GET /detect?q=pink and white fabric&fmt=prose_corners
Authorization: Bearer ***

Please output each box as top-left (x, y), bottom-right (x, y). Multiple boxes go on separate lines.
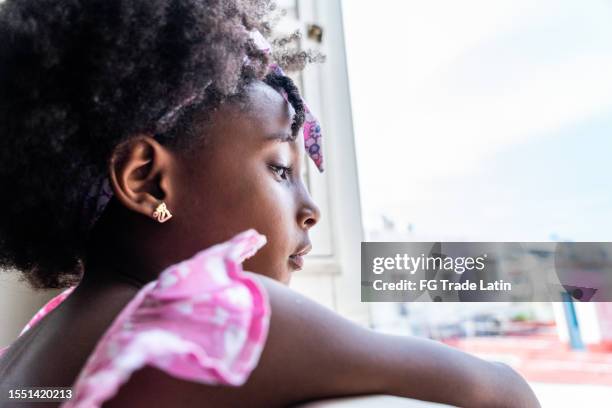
top-left (0, 229), bottom-right (270, 408)
top-left (0, 286), bottom-right (77, 356)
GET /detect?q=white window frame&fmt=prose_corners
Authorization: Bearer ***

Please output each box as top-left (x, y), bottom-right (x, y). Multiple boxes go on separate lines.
top-left (279, 0), bottom-right (371, 325)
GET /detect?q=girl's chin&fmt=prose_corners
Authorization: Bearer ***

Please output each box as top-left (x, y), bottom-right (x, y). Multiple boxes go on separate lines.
top-left (288, 254), bottom-right (304, 271)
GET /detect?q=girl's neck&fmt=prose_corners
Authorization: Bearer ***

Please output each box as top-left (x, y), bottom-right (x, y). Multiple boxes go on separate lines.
top-left (80, 199), bottom-right (168, 291)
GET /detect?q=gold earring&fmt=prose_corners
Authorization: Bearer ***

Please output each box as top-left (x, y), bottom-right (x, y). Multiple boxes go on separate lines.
top-left (152, 201), bottom-right (173, 223)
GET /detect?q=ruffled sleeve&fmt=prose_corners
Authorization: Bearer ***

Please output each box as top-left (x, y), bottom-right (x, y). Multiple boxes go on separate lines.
top-left (62, 229), bottom-right (270, 408)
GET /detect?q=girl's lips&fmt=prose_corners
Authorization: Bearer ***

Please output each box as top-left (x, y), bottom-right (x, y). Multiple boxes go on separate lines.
top-left (288, 254), bottom-right (304, 271)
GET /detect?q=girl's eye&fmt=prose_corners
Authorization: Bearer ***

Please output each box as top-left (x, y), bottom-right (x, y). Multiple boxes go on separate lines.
top-left (269, 164), bottom-right (293, 181)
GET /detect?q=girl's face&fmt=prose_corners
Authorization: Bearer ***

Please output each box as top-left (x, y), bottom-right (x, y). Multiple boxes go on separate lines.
top-left (173, 81), bottom-right (320, 284)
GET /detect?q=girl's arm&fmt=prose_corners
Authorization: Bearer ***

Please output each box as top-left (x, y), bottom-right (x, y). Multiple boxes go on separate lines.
top-left (105, 273), bottom-right (541, 408)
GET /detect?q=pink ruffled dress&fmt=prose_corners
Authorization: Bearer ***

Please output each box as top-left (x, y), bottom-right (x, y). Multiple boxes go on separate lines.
top-left (0, 229), bottom-right (270, 408)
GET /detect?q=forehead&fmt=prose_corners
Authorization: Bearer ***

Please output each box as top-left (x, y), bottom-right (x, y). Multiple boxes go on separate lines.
top-left (240, 81), bottom-right (296, 132)
top-left (201, 81), bottom-right (300, 148)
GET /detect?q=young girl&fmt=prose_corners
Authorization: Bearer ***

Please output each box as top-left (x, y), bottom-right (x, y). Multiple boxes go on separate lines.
top-left (0, 0), bottom-right (540, 407)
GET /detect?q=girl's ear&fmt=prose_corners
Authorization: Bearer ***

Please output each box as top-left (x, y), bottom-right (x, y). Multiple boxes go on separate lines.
top-left (108, 135), bottom-right (176, 221)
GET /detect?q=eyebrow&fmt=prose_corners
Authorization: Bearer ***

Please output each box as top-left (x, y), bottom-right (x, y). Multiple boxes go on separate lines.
top-left (265, 130), bottom-right (297, 143)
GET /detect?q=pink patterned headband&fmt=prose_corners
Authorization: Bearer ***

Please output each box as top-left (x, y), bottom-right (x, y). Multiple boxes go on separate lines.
top-left (81, 30), bottom-right (323, 232)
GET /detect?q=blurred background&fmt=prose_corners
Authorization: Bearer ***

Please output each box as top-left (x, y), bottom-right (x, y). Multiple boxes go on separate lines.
top-left (293, 0), bottom-right (612, 406)
top-left (2, 0), bottom-right (612, 406)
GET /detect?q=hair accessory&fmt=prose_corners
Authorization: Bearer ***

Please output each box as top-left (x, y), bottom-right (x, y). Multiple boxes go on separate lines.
top-left (82, 29), bottom-right (323, 233)
top-left (248, 31), bottom-right (324, 172)
top-left (152, 201), bottom-right (173, 223)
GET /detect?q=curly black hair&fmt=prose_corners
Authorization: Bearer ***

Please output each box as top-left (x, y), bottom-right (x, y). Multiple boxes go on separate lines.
top-left (0, 0), bottom-right (322, 289)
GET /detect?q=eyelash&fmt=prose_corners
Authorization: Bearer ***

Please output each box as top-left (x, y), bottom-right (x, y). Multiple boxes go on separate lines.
top-left (269, 164), bottom-right (293, 181)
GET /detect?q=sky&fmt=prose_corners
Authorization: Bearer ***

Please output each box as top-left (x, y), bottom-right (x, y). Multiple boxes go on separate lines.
top-left (341, 0), bottom-right (612, 241)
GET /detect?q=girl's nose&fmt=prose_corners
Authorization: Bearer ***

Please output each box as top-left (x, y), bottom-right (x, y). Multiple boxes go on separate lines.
top-left (298, 196), bottom-right (321, 230)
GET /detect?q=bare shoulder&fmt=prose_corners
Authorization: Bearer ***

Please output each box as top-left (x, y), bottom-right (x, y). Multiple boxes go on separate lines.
top-left (104, 273), bottom-right (540, 408)
top-left (104, 273), bottom-right (384, 407)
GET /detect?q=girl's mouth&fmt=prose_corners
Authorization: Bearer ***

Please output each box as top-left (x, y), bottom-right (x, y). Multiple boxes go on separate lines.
top-left (288, 244), bottom-right (311, 271)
